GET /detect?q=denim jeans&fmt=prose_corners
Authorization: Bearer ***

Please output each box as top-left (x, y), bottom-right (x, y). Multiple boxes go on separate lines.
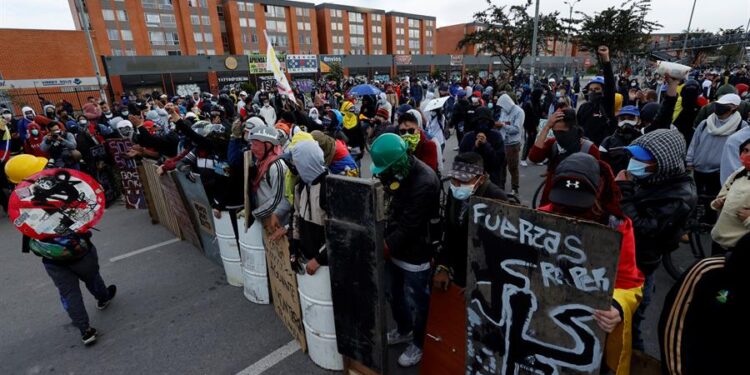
top-left (43, 248), bottom-right (111, 334)
top-left (631, 273), bottom-right (655, 350)
top-left (385, 261), bottom-right (432, 349)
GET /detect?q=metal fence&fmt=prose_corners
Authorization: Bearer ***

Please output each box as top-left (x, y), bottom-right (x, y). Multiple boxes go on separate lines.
top-left (0, 85), bottom-right (104, 115)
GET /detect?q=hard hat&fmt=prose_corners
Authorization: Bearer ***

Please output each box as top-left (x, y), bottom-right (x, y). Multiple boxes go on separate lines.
top-left (249, 125), bottom-right (281, 145)
top-left (370, 133), bottom-right (407, 175)
top-left (4, 154), bottom-right (48, 184)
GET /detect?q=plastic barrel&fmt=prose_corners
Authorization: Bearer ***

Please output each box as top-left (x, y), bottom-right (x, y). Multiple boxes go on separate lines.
top-left (297, 266), bottom-right (343, 371)
top-left (238, 217), bottom-right (270, 304)
top-left (213, 213), bottom-right (243, 287)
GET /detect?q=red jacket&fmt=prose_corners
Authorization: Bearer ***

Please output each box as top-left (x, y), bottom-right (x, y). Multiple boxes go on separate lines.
top-left (414, 130), bottom-right (438, 172)
top-left (539, 205), bottom-right (644, 290)
top-left (23, 123), bottom-right (49, 157)
top-left (528, 137), bottom-right (601, 206)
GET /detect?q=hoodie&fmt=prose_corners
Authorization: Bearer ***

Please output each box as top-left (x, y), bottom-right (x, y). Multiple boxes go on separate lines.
top-left (23, 123), bottom-right (48, 157)
top-left (687, 115), bottom-right (747, 173)
top-left (290, 139), bottom-right (329, 265)
top-left (17, 106), bottom-right (36, 142)
top-left (496, 94), bottom-right (524, 146)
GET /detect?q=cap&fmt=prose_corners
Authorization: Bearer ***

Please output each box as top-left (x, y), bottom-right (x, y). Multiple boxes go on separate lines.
top-left (447, 161), bottom-right (484, 182)
top-left (239, 91), bottom-right (248, 97)
top-left (617, 105), bottom-right (640, 117)
top-left (549, 153), bottom-right (600, 209)
top-left (625, 145), bottom-right (654, 161)
top-left (396, 104), bottom-right (413, 115)
top-left (716, 93), bottom-right (741, 106)
top-left (640, 102), bottom-right (660, 123)
top-left (548, 78), bottom-right (556, 83)
top-left (586, 76), bottom-right (605, 88)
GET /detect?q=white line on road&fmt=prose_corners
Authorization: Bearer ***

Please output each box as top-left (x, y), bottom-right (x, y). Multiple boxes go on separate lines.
top-left (109, 238), bottom-right (181, 262)
top-left (236, 340), bottom-right (301, 375)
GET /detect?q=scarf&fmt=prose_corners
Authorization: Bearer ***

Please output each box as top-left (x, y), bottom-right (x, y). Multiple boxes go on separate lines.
top-left (251, 143), bottom-right (282, 191)
top-left (706, 112), bottom-right (741, 136)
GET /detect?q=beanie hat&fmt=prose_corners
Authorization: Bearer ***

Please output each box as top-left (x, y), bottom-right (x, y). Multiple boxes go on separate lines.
top-left (716, 84), bottom-right (738, 98)
top-left (82, 103), bottom-right (101, 121)
top-left (640, 102), bottom-right (661, 123)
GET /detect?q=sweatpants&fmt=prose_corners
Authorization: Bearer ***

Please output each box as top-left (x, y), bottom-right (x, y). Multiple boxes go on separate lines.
top-left (43, 249), bottom-right (111, 334)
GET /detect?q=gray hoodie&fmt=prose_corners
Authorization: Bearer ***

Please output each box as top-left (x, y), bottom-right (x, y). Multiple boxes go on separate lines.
top-left (496, 94), bottom-right (525, 146)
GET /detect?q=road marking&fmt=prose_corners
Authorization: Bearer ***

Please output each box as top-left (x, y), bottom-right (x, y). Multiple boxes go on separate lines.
top-left (236, 340), bottom-right (300, 375)
top-left (109, 238), bottom-right (181, 262)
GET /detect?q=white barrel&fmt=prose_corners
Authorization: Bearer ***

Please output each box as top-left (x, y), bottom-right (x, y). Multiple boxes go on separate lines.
top-left (297, 266), bottom-right (343, 371)
top-left (213, 213), bottom-right (242, 287)
top-left (238, 217), bottom-right (270, 304)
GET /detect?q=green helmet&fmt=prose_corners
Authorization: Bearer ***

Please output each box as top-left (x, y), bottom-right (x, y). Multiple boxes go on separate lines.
top-left (370, 133), bottom-right (407, 175)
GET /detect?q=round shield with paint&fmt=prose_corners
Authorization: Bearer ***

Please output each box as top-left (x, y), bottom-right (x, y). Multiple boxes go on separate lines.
top-left (8, 168), bottom-right (105, 240)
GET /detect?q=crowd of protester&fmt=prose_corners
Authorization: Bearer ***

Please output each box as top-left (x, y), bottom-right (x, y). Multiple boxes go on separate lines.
top-left (2, 43), bottom-right (748, 374)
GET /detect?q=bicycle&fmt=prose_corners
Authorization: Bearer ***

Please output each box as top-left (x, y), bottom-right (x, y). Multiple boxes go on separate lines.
top-left (662, 194), bottom-right (714, 281)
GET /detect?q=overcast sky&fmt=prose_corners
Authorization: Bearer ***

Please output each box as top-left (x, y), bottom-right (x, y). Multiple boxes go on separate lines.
top-left (1, 0), bottom-right (748, 33)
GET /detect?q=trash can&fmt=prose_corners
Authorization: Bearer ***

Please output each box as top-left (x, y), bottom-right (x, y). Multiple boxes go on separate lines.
top-left (238, 216), bottom-right (270, 304)
top-left (213, 212), bottom-right (242, 287)
top-left (297, 266), bottom-right (343, 370)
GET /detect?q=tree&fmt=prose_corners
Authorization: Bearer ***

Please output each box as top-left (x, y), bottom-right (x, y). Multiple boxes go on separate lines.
top-left (716, 27), bottom-right (746, 67)
top-left (325, 62), bottom-right (344, 82)
top-left (577, 0), bottom-right (661, 66)
top-left (458, 0), bottom-right (561, 77)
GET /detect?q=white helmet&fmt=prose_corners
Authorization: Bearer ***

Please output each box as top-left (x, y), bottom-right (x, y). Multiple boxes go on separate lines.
top-left (249, 125), bottom-right (280, 145)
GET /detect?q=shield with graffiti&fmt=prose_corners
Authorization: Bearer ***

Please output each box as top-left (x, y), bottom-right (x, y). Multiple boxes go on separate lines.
top-left (8, 169), bottom-right (105, 240)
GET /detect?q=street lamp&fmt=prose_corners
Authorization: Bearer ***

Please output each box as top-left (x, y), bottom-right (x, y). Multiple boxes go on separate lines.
top-left (562, 0), bottom-right (581, 77)
top-left (681, 0), bottom-right (698, 59)
top-left (529, 0), bottom-right (541, 87)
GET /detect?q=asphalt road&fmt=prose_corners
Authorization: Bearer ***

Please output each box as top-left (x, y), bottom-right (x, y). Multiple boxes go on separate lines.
top-left (1, 135), bottom-right (674, 374)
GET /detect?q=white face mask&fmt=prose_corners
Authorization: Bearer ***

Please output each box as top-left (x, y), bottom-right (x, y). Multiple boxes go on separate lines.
top-left (79, 119), bottom-right (88, 125)
top-left (2, 114), bottom-right (11, 121)
top-left (618, 119), bottom-right (638, 128)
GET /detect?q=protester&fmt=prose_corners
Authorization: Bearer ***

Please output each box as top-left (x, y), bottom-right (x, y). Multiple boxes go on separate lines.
top-left (521, 88), bottom-right (544, 166)
top-left (40, 121), bottom-right (78, 168)
top-left (246, 125), bottom-right (288, 236)
top-left (370, 133), bottom-right (439, 367)
top-left (600, 105), bottom-right (643, 174)
top-left (710, 138), bottom-right (750, 254)
top-left (577, 46), bottom-right (616, 145)
top-left (495, 93), bottom-right (524, 195)
top-left (459, 107), bottom-right (506, 185)
top-left (617, 129), bottom-right (697, 350)
top-left (397, 111), bottom-right (439, 173)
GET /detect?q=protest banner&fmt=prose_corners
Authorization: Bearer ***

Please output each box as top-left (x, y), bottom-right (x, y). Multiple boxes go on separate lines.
top-left (286, 55), bottom-right (318, 74)
top-left (136, 162), bottom-right (158, 224)
top-left (325, 175), bottom-right (387, 373)
top-left (173, 171), bottom-right (221, 266)
top-left (263, 226), bottom-right (307, 353)
top-left (105, 138), bottom-right (146, 209)
top-left (465, 197), bottom-right (621, 375)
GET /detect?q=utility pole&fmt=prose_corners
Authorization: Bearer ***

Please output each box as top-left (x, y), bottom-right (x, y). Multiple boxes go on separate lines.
top-left (529, 0), bottom-right (541, 87)
top-left (562, 0), bottom-right (580, 77)
top-left (681, 0), bottom-right (697, 59)
top-left (73, 0), bottom-right (108, 104)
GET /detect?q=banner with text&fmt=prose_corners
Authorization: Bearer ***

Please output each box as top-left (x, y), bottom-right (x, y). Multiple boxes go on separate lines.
top-left (286, 54), bottom-right (318, 74)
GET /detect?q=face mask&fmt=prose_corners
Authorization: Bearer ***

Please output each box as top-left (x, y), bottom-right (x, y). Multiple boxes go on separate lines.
top-left (714, 104), bottom-right (732, 117)
top-left (450, 183), bottom-right (476, 200)
top-left (588, 91), bottom-right (603, 102)
top-left (555, 92), bottom-right (562, 98)
top-left (46, 111), bottom-right (55, 118)
top-left (104, 112), bottom-right (113, 118)
top-left (121, 111), bottom-right (129, 117)
top-left (553, 130), bottom-right (579, 154)
top-left (471, 97), bottom-right (479, 104)
top-left (79, 119), bottom-right (88, 125)
top-left (740, 153), bottom-right (750, 170)
top-left (264, 102), bottom-right (270, 107)
top-left (310, 113), bottom-right (319, 120)
top-left (119, 127), bottom-right (133, 139)
top-left (401, 133), bottom-right (420, 153)
top-left (25, 113), bottom-right (34, 120)
top-left (31, 129), bottom-right (39, 136)
top-left (487, 103), bottom-right (494, 109)
top-left (2, 114), bottom-right (11, 121)
top-left (627, 158), bottom-right (653, 179)
top-left (618, 119), bottom-right (638, 128)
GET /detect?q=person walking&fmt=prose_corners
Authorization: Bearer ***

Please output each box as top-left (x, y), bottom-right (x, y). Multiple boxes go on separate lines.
top-left (495, 93), bottom-right (524, 195)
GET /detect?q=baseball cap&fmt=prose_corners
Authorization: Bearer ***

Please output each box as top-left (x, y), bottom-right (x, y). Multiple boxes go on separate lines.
top-left (447, 153), bottom-right (485, 182)
top-left (549, 153), bottom-right (601, 209)
top-left (625, 145), bottom-right (654, 161)
top-left (617, 105), bottom-right (640, 117)
top-left (716, 93), bottom-right (741, 106)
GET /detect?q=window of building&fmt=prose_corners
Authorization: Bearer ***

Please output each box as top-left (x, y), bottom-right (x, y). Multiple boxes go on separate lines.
top-left (349, 24), bottom-right (363, 35)
top-left (372, 14), bottom-right (381, 22)
top-left (125, 49), bottom-right (136, 56)
top-left (161, 14), bottom-right (176, 26)
top-left (121, 30), bottom-right (133, 41)
top-left (116, 10), bottom-right (127, 21)
top-left (240, 18), bottom-right (246, 27)
top-left (409, 39), bottom-right (419, 49)
top-left (397, 28), bottom-right (404, 35)
top-left (191, 15), bottom-right (200, 25)
top-left (265, 5), bottom-right (284, 18)
top-left (217, 4), bottom-right (224, 20)
top-left (238, 2), bottom-right (246, 12)
top-left (102, 9), bottom-right (115, 21)
top-left (152, 49), bottom-right (168, 56)
top-left (295, 8), bottom-right (302, 16)
top-left (149, 31), bottom-right (165, 45)
top-left (142, 0), bottom-right (157, 8)
top-left (396, 16), bottom-right (404, 23)
top-left (107, 29), bottom-right (119, 40)
top-left (206, 49), bottom-right (215, 55)
top-left (409, 29), bottom-right (420, 39)
top-left (168, 50), bottom-right (181, 56)
top-left (166, 32), bottom-right (179, 45)
top-left (145, 13), bottom-right (160, 24)
top-left (194, 32), bottom-right (203, 42)
top-left (408, 18), bottom-right (419, 28)
top-left (372, 25), bottom-right (382, 34)
top-left (204, 33), bottom-right (213, 42)
top-left (202, 15), bottom-right (210, 25)
top-left (112, 48), bottom-right (123, 56)
top-left (348, 12), bottom-right (363, 23)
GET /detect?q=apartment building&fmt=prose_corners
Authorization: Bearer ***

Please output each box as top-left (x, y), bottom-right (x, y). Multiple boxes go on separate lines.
top-left (222, 0), bottom-right (318, 55)
top-left (314, 3), bottom-right (386, 56)
top-left (385, 12), bottom-right (435, 55)
top-left (78, 0), bottom-right (224, 57)
top-left (436, 22), bottom-right (486, 55)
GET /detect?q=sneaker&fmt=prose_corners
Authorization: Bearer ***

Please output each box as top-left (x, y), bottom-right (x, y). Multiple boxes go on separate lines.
top-left (512, 189), bottom-right (519, 197)
top-left (81, 328), bottom-right (97, 346)
top-left (520, 160), bottom-right (528, 167)
top-left (397, 344), bottom-right (423, 367)
top-left (386, 329), bottom-right (413, 345)
top-left (97, 285), bottom-right (117, 310)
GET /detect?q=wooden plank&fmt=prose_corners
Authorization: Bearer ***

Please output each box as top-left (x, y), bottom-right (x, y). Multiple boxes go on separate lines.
top-left (465, 197), bottom-right (622, 374)
top-left (325, 175), bottom-right (387, 373)
top-left (173, 171), bottom-right (221, 266)
top-left (136, 162), bottom-right (159, 225)
top-left (263, 226), bottom-right (307, 353)
top-left (141, 160), bottom-right (180, 236)
top-left (105, 138), bottom-right (146, 209)
top-left (420, 285), bottom-right (466, 375)
top-left (243, 150), bottom-right (252, 230)
top-left (159, 170), bottom-right (200, 249)
top-left (343, 357), bottom-right (381, 375)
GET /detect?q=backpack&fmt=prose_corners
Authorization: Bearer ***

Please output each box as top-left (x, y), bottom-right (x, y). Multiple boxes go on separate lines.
top-left (29, 234), bottom-right (91, 261)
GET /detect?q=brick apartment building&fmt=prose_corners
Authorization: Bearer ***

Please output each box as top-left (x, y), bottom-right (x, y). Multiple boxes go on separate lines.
top-left (437, 22), bottom-right (580, 57)
top-left (314, 3), bottom-right (387, 55)
top-left (385, 12), bottom-right (436, 55)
